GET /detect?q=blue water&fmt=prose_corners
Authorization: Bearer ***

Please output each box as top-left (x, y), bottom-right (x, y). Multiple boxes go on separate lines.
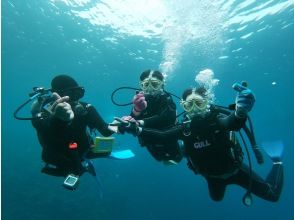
top-left (2, 1), bottom-right (294, 220)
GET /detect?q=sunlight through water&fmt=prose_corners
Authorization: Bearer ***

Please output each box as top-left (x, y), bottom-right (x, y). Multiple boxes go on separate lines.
top-left (49, 0), bottom-right (294, 77)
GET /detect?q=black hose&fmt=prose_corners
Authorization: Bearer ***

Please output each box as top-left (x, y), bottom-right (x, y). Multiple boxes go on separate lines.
top-left (239, 131), bottom-right (253, 205)
top-left (248, 116), bottom-right (255, 139)
top-left (176, 111), bottom-right (186, 119)
top-left (13, 98), bottom-right (36, 120)
top-left (214, 104), bottom-right (263, 164)
top-left (110, 87), bottom-right (139, 106)
top-left (243, 120), bottom-right (264, 165)
top-left (164, 90), bottom-right (181, 100)
top-left (14, 88), bottom-right (52, 121)
top-left (14, 91), bottom-right (52, 121)
top-left (110, 86), bottom-right (182, 106)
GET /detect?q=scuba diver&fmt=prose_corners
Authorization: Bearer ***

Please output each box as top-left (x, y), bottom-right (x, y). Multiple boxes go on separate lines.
top-left (117, 81), bottom-right (284, 204)
top-left (29, 74), bottom-right (117, 190)
top-left (120, 69), bottom-right (183, 164)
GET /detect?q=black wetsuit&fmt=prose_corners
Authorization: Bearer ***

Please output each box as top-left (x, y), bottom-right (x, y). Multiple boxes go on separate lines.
top-left (131, 92), bottom-right (183, 163)
top-left (32, 101), bottom-right (113, 176)
top-left (139, 107), bottom-right (283, 202)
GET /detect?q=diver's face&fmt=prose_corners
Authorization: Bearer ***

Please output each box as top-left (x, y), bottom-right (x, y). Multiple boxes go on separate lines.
top-left (181, 93), bottom-right (208, 117)
top-left (140, 77), bottom-right (163, 95)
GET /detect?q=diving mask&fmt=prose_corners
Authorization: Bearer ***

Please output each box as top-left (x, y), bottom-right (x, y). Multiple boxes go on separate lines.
top-left (140, 76), bottom-right (163, 94)
top-left (181, 92), bottom-right (208, 114)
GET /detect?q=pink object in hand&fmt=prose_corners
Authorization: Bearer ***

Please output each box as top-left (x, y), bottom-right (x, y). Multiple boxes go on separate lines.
top-left (132, 92), bottom-right (147, 112)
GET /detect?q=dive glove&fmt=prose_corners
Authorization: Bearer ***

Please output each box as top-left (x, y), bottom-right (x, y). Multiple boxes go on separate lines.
top-left (50, 93), bottom-right (74, 122)
top-left (115, 117), bottom-right (140, 136)
top-left (232, 82), bottom-right (255, 118)
top-left (133, 92), bottom-right (147, 113)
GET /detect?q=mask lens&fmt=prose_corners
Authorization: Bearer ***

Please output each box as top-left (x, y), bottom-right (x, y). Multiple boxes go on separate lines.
top-left (195, 99), bottom-right (205, 109)
top-left (182, 100), bottom-right (195, 112)
top-left (140, 81), bottom-right (149, 90)
top-left (150, 80), bottom-right (162, 90)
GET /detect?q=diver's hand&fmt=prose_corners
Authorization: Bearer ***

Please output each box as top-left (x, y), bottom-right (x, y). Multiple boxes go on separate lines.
top-left (232, 82), bottom-right (255, 118)
top-left (121, 116), bottom-right (140, 125)
top-left (115, 117), bottom-right (139, 136)
top-left (108, 119), bottom-right (120, 133)
top-left (132, 92), bottom-right (147, 114)
top-left (50, 93), bottom-right (74, 122)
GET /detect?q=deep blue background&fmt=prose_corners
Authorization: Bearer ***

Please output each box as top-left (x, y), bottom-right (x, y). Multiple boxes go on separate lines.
top-left (2, 1), bottom-right (294, 220)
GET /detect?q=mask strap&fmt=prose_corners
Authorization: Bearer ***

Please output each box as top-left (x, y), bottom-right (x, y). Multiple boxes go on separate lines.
top-left (146, 70), bottom-right (154, 80)
top-left (149, 70), bottom-right (154, 76)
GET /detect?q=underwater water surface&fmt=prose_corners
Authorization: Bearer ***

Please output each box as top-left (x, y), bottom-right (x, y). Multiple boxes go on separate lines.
top-left (2, 0), bottom-right (294, 220)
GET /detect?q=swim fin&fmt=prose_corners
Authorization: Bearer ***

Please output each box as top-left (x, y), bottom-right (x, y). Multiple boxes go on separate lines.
top-left (109, 149), bottom-right (135, 160)
top-left (261, 141), bottom-right (284, 163)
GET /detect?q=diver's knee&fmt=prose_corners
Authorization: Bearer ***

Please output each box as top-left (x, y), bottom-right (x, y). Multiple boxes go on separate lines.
top-left (210, 193), bottom-right (224, 202)
top-left (211, 196), bottom-right (224, 202)
top-left (265, 184), bottom-right (281, 202)
top-left (267, 194), bottom-right (280, 202)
